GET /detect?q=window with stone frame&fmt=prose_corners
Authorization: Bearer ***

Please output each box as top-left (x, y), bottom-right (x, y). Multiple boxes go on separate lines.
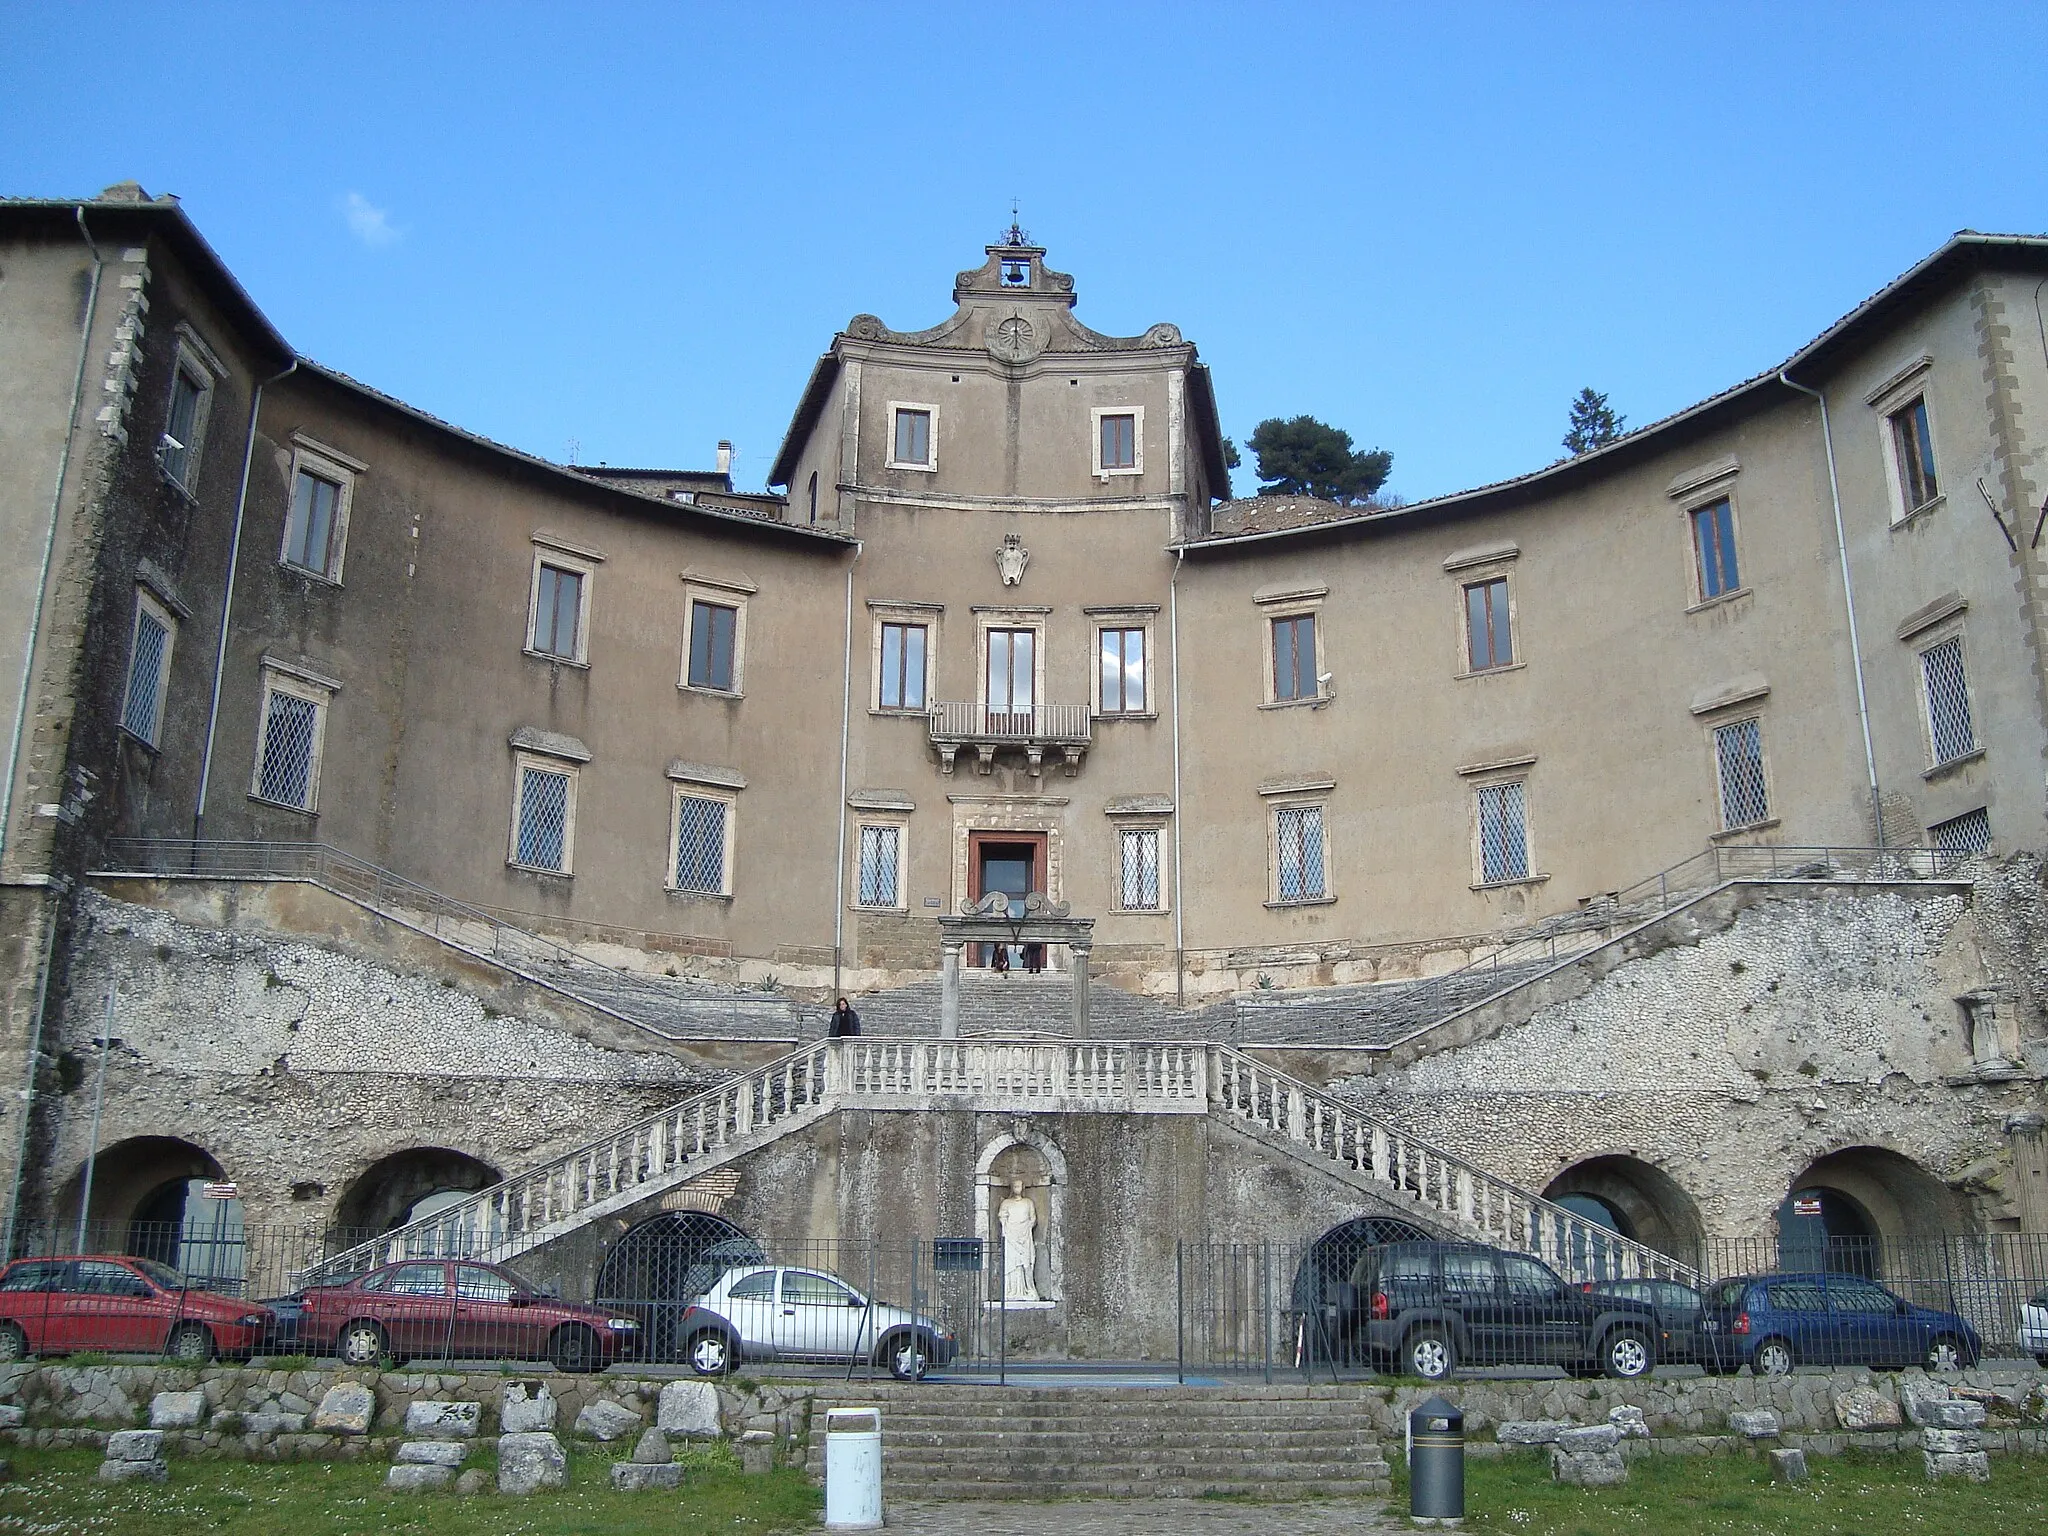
top-left (159, 347), bottom-right (213, 492)
top-left (1100, 413), bottom-right (1136, 471)
top-left (1689, 496), bottom-right (1741, 601)
top-left (856, 823), bottom-right (904, 909)
top-left (889, 405), bottom-right (935, 470)
top-left (1889, 396), bottom-right (1939, 515)
top-left (1474, 780), bottom-right (1530, 885)
top-left (252, 670), bottom-right (332, 812)
top-left (1117, 826), bottom-right (1163, 911)
top-left (1273, 803), bottom-right (1328, 903)
top-left (1930, 807), bottom-right (1991, 857)
top-left (1464, 576), bottom-right (1514, 671)
top-left (120, 589), bottom-right (176, 749)
top-left (688, 599), bottom-right (739, 691)
top-left (509, 757), bottom-right (577, 875)
top-left (1271, 613), bottom-right (1317, 703)
top-left (1712, 717), bottom-right (1770, 831)
top-left (878, 621), bottom-right (929, 711)
top-left (1098, 626), bottom-right (1147, 714)
top-left (670, 789), bottom-right (732, 895)
top-left (1919, 634), bottom-right (1976, 766)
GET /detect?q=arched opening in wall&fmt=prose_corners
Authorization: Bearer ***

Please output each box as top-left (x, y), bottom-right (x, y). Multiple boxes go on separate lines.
top-left (594, 1213), bottom-right (761, 1361)
top-left (331, 1149), bottom-right (502, 1254)
top-left (1292, 1215), bottom-right (1434, 1363)
top-left (1544, 1156), bottom-right (1707, 1268)
top-left (1780, 1146), bottom-right (1967, 1278)
top-left (50, 1138), bottom-right (246, 1288)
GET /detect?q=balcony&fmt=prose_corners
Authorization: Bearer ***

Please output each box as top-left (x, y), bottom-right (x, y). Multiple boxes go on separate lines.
top-left (929, 702), bottom-right (1091, 776)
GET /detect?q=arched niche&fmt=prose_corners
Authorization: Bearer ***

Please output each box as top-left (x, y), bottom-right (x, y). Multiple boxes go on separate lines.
top-left (1780, 1144), bottom-right (1968, 1276)
top-left (1543, 1154), bottom-right (1707, 1264)
top-left (332, 1147), bottom-right (502, 1244)
top-left (973, 1127), bottom-right (1066, 1305)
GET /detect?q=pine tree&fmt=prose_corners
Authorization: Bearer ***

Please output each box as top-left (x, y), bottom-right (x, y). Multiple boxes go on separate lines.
top-left (1563, 388), bottom-right (1627, 455)
top-left (1246, 416), bottom-right (1392, 503)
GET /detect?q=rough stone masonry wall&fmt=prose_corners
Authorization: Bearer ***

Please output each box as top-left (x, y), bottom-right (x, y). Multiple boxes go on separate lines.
top-left (1345, 870), bottom-right (2048, 1237)
top-left (30, 892), bottom-right (732, 1239)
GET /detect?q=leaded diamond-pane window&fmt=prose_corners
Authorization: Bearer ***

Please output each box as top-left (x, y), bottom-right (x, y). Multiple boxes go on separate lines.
top-left (1476, 782), bottom-right (1529, 884)
top-left (673, 794), bottom-right (728, 894)
top-left (857, 825), bottom-right (900, 908)
top-left (1119, 827), bottom-right (1161, 911)
top-left (515, 767), bottom-right (571, 872)
top-left (1275, 805), bottom-right (1326, 902)
top-left (257, 689), bottom-right (321, 809)
top-left (121, 603), bottom-right (172, 746)
top-left (1921, 637), bottom-right (1975, 765)
top-left (1930, 807), bottom-right (1991, 857)
top-left (1713, 718), bottom-right (1769, 830)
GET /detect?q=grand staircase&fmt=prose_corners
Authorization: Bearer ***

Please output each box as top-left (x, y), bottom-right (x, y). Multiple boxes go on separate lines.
top-left (802, 1382), bottom-right (1393, 1499)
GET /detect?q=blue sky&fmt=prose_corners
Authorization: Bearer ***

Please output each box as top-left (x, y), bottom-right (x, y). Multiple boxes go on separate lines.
top-left (5, 3), bottom-right (2045, 499)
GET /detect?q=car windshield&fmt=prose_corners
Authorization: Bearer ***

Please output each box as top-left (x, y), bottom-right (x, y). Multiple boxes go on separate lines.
top-left (1707, 1280), bottom-right (1748, 1308)
top-left (129, 1258), bottom-right (189, 1290)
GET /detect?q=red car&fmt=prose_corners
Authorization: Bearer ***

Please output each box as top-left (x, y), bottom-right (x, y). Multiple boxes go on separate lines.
top-left (296, 1258), bottom-right (638, 1372)
top-left (0, 1255), bottom-right (273, 1362)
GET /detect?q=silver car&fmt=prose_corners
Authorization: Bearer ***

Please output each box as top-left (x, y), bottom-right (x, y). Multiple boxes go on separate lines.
top-left (676, 1265), bottom-right (957, 1380)
top-left (2021, 1286), bottom-right (2048, 1367)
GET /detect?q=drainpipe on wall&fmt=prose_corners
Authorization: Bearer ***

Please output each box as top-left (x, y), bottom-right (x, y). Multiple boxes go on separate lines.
top-left (1779, 369), bottom-right (1884, 847)
top-left (194, 358), bottom-right (297, 841)
top-left (831, 541), bottom-right (862, 1001)
top-left (1169, 546), bottom-right (1187, 1007)
top-left (0, 209), bottom-right (105, 873)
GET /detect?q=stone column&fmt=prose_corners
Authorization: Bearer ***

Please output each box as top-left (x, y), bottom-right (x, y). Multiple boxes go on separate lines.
top-left (1070, 941), bottom-right (1091, 1039)
top-left (2006, 1112), bottom-right (2048, 1235)
top-left (940, 940), bottom-right (962, 1039)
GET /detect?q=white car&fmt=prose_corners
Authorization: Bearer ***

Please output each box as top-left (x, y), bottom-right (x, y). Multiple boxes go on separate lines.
top-left (2021, 1287), bottom-right (2048, 1366)
top-left (676, 1265), bottom-right (956, 1380)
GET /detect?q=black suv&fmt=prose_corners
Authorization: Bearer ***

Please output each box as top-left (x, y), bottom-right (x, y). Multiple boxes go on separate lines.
top-left (1343, 1241), bottom-right (1663, 1381)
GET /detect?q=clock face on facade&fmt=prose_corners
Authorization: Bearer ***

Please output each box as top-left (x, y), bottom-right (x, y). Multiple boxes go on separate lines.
top-left (987, 313), bottom-right (1041, 363)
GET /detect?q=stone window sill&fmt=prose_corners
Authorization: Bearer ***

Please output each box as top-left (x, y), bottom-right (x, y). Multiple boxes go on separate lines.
top-left (679, 684), bottom-right (743, 701)
top-left (869, 707), bottom-right (927, 718)
top-left (1891, 493), bottom-right (1946, 531)
top-left (1111, 906), bottom-right (1171, 917)
top-left (1472, 873), bottom-right (1550, 893)
top-left (507, 860), bottom-right (572, 881)
top-left (1258, 696), bottom-right (1330, 712)
top-left (1265, 895), bottom-right (1337, 909)
top-left (852, 905), bottom-right (909, 916)
top-left (666, 888), bottom-right (733, 904)
top-left (282, 560), bottom-right (344, 589)
top-left (1710, 817), bottom-right (1782, 843)
top-left (247, 794), bottom-right (317, 817)
top-left (1924, 746), bottom-right (1986, 781)
top-left (1096, 711), bottom-right (1159, 722)
top-left (524, 648), bottom-right (589, 670)
top-left (1458, 661), bottom-right (1527, 681)
top-left (1687, 586), bottom-right (1751, 615)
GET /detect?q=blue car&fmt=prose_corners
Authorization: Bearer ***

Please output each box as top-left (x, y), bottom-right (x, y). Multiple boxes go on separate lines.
top-left (1700, 1272), bottom-right (1980, 1376)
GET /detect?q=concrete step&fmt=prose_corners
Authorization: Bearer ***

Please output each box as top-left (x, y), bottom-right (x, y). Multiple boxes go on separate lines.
top-left (875, 1478), bottom-right (1393, 1500)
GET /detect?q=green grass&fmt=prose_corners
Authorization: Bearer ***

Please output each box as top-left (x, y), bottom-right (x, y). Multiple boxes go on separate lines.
top-left (0, 1446), bottom-right (820, 1535)
top-left (1391, 1448), bottom-right (2048, 1535)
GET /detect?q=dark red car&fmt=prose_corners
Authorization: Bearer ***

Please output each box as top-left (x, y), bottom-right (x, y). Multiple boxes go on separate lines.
top-left (295, 1258), bottom-right (638, 1372)
top-left (0, 1255), bottom-right (273, 1362)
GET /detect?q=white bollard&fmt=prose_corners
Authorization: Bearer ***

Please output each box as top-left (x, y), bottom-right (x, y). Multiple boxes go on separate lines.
top-left (823, 1406), bottom-right (883, 1529)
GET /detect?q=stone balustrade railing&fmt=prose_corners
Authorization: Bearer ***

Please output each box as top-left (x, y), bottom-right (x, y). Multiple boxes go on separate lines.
top-left (837, 1038), bottom-right (1207, 1111)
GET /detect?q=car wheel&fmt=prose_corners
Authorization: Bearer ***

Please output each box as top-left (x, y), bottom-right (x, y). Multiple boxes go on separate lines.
top-left (338, 1319), bottom-right (388, 1368)
top-left (0, 1323), bottom-right (27, 1364)
top-left (1751, 1338), bottom-right (1795, 1377)
top-left (1925, 1333), bottom-right (1972, 1373)
top-left (881, 1330), bottom-right (930, 1382)
top-left (1603, 1327), bottom-right (1653, 1380)
top-left (1403, 1327), bottom-right (1456, 1381)
top-left (549, 1324), bottom-right (600, 1374)
top-left (687, 1329), bottom-right (734, 1377)
top-left (166, 1322), bottom-right (215, 1364)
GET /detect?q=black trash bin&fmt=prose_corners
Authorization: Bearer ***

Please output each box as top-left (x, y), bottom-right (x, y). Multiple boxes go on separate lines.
top-left (1409, 1394), bottom-right (1464, 1525)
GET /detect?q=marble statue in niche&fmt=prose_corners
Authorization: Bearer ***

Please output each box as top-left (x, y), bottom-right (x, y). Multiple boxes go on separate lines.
top-left (998, 1176), bottom-right (1040, 1302)
top-left (983, 1140), bottom-right (1054, 1304)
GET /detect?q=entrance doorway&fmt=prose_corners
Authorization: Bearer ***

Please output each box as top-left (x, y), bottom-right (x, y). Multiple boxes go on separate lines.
top-left (970, 832), bottom-right (1046, 971)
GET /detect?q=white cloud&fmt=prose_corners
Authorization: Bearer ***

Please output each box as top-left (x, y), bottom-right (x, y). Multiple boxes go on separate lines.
top-left (339, 191), bottom-right (399, 248)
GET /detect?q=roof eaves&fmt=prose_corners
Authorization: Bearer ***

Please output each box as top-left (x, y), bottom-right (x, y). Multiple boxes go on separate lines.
top-left (768, 350), bottom-right (841, 488)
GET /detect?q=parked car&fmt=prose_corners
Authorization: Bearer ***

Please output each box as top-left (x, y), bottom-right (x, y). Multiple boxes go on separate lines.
top-left (1344, 1241), bottom-right (1662, 1381)
top-left (676, 1264), bottom-right (957, 1380)
top-left (1582, 1278), bottom-right (1717, 1368)
top-left (1698, 1273), bottom-right (1981, 1376)
top-left (293, 1258), bottom-right (638, 1372)
top-left (0, 1255), bottom-right (273, 1362)
top-left (2021, 1286), bottom-right (2048, 1367)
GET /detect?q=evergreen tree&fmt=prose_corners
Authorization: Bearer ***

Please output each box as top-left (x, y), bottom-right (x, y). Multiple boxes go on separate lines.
top-left (1563, 388), bottom-right (1627, 454)
top-left (1246, 416), bottom-right (1392, 503)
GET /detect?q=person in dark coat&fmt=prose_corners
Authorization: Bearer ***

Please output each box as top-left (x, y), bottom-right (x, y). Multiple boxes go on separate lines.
top-left (827, 997), bottom-right (861, 1038)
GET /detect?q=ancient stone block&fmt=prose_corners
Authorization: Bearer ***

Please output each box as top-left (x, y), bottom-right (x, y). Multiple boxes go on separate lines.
top-left (497, 1431), bottom-right (567, 1494)
top-left (149, 1391), bottom-right (205, 1430)
top-left (1913, 1399), bottom-right (1987, 1430)
top-left (1607, 1405), bottom-right (1649, 1438)
top-left (657, 1380), bottom-right (719, 1438)
top-left (243, 1412), bottom-right (306, 1436)
top-left (310, 1383), bottom-right (374, 1435)
top-left (1551, 1447), bottom-right (1627, 1487)
top-left (1496, 1419), bottom-right (1569, 1445)
top-left (1919, 1427), bottom-right (1983, 1455)
top-left (631, 1426), bottom-right (673, 1465)
top-left (1833, 1387), bottom-right (1901, 1429)
top-left (1767, 1448), bottom-right (1808, 1483)
top-left (405, 1401), bottom-right (481, 1438)
top-left (104, 1429), bottom-right (163, 1462)
top-left (455, 1468), bottom-right (489, 1496)
top-left (500, 1380), bottom-right (556, 1434)
top-left (574, 1398), bottom-right (641, 1441)
top-left (612, 1461), bottom-right (684, 1491)
top-left (97, 1458), bottom-right (168, 1484)
top-left (0, 1407), bottom-right (21, 1429)
top-left (1556, 1424), bottom-right (1621, 1453)
top-left (1728, 1409), bottom-right (1781, 1439)
top-left (395, 1440), bottom-right (469, 1466)
top-left (386, 1463), bottom-right (454, 1492)
top-left (1923, 1450), bottom-right (1991, 1482)
top-left (737, 1428), bottom-right (775, 1474)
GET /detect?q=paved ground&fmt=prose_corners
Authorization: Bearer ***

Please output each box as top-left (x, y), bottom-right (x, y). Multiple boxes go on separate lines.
top-left (883, 1500), bottom-right (1404, 1533)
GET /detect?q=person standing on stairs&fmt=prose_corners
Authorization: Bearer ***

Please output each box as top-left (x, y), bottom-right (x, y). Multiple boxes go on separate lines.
top-left (828, 996), bottom-right (862, 1038)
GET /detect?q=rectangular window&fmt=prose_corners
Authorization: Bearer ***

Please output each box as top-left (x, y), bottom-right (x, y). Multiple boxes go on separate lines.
top-left (1890, 396), bottom-right (1939, 513)
top-left (1713, 717), bottom-right (1770, 830)
top-left (1690, 497), bottom-right (1740, 600)
top-left (1118, 827), bottom-right (1162, 911)
top-left (893, 408), bottom-right (932, 467)
top-left (530, 564), bottom-right (584, 661)
top-left (1100, 413), bottom-right (1136, 471)
top-left (688, 600), bottom-right (738, 691)
top-left (120, 593), bottom-right (175, 748)
top-left (985, 627), bottom-right (1036, 719)
top-left (512, 765), bottom-right (574, 873)
top-left (1275, 804), bottom-right (1327, 902)
top-left (1099, 627), bottom-right (1147, 714)
top-left (1920, 636), bottom-right (1976, 765)
top-left (672, 792), bottom-right (730, 894)
top-left (1476, 781), bottom-right (1529, 884)
top-left (857, 824), bottom-right (902, 908)
top-left (285, 469), bottom-right (343, 575)
top-left (1930, 807), bottom-right (1991, 857)
top-left (253, 677), bottom-right (328, 812)
top-left (160, 360), bottom-right (208, 490)
top-left (1271, 614), bottom-right (1317, 702)
top-left (879, 622), bottom-right (928, 711)
top-left (1464, 577), bottom-right (1513, 670)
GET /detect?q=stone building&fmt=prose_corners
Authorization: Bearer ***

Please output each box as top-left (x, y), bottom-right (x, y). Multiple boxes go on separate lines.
top-left (1, 187), bottom-right (2046, 1352)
